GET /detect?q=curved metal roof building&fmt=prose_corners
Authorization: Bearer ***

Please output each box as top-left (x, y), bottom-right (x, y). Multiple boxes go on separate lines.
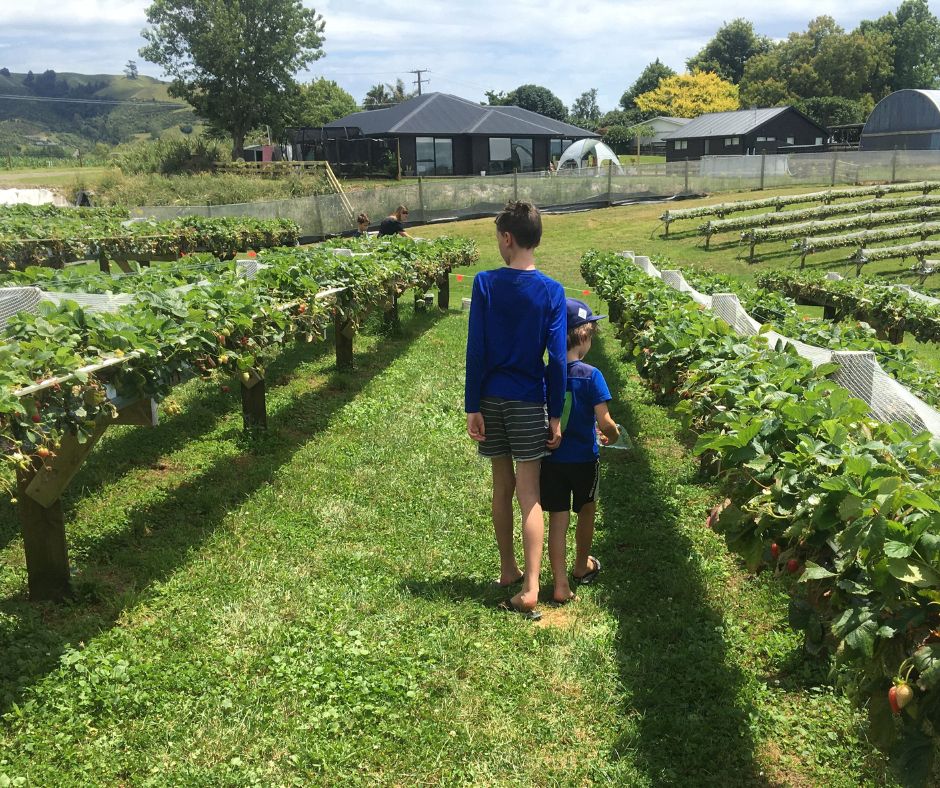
top-left (860, 89), bottom-right (940, 151)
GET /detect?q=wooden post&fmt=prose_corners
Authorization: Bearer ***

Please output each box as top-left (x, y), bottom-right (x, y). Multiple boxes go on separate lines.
top-left (830, 151), bottom-right (838, 187)
top-left (417, 177), bottom-right (426, 224)
top-left (17, 464), bottom-right (71, 601)
top-left (383, 287), bottom-right (400, 332)
top-left (239, 370), bottom-right (267, 430)
top-left (759, 151), bottom-right (766, 190)
top-left (891, 148), bottom-right (898, 184)
top-left (684, 158), bottom-right (690, 193)
top-left (513, 169), bottom-right (519, 201)
top-left (334, 312), bottom-right (354, 370)
top-left (607, 162), bottom-right (614, 207)
top-left (396, 138), bottom-right (402, 181)
top-left (437, 271), bottom-right (450, 310)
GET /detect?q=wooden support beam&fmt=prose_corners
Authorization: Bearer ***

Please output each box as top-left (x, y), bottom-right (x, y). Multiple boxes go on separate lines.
top-left (334, 313), bottom-right (354, 370)
top-left (112, 398), bottom-right (159, 427)
top-left (437, 272), bottom-right (450, 310)
top-left (383, 287), bottom-right (400, 332)
top-left (24, 421), bottom-right (110, 510)
top-left (17, 464), bottom-right (71, 601)
top-left (240, 372), bottom-right (267, 430)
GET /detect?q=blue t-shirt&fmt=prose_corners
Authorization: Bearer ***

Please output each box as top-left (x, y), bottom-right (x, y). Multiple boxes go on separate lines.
top-left (464, 268), bottom-right (567, 417)
top-left (546, 360), bottom-right (612, 463)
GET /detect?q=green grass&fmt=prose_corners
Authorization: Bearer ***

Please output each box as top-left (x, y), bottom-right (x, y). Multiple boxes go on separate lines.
top-left (0, 209), bottom-right (899, 783)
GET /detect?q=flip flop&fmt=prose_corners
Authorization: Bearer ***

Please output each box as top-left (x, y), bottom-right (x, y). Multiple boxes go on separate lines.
top-left (498, 599), bottom-right (542, 621)
top-left (573, 556), bottom-right (601, 585)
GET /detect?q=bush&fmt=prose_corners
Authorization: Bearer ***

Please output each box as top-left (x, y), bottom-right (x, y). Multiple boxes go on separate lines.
top-left (115, 137), bottom-right (226, 175)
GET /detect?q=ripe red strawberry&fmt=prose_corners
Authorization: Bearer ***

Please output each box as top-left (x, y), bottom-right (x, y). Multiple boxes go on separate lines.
top-left (221, 385), bottom-right (230, 394)
top-left (36, 447), bottom-right (51, 458)
top-left (31, 413), bottom-right (41, 423)
top-left (771, 543), bottom-right (780, 560)
top-left (298, 303), bottom-right (307, 314)
top-left (786, 559), bottom-right (799, 574)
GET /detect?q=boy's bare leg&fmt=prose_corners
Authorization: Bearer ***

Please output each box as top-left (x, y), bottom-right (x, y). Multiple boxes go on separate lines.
top-left (548, 511), bottom-right (575, 603)
top-left (573, 501), bottom-right (597, 578)
top-left (510, 459), bottom-right (544, 610)
top-left (491, 456), bottom-right (521, 585)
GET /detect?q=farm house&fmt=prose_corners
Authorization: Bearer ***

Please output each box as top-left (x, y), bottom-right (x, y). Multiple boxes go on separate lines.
top-left (662, 106), bottom-right (828, 161)
top-left (859, 89), bottom-right (940, 151)
top-left (290, 92), bottom-right (597, 177)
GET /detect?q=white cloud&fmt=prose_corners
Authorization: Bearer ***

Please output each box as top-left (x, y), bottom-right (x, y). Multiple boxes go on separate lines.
top-left (0, 0), bottom-right (906, 109)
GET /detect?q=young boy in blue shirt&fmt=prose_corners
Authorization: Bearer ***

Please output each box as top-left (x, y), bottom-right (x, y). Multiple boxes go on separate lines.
top-left (465, 201), bottom-right (567, 619)
top-left (541, 299), bottom-right (620, 604)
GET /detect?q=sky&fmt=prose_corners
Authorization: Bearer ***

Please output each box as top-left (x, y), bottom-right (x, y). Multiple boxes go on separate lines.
top-left (0, 0), bottom-right (914, 111)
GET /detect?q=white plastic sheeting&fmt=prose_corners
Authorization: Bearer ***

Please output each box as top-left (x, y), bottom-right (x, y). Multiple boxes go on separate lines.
top-left (557, 139), bottom-right (625, 174)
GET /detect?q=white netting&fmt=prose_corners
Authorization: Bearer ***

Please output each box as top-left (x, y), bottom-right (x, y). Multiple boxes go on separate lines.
top-left (825, 272), bottom-right (844, 281)
top-left (236, 259), bottom-right (269, 280)
top-left (632, 255), bottom-right (661, 278)
top-left (892, 283), bottom-right (940, 305)
top-left (649, 262), bottom-right (940, 437)
top-left (661, 270), bottom-right (712, 308)
top-left (42, 291), bottom-right (135, 313)
top-left (0, 287), bottom-right (44, 329)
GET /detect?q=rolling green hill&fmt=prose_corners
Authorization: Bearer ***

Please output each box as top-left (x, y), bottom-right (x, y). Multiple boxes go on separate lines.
top-left (0, 70), bottom-right (199, 155)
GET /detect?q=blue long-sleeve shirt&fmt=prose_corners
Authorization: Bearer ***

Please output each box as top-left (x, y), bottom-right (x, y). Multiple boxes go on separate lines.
top-left (464, 268), bottom-right (567, 418)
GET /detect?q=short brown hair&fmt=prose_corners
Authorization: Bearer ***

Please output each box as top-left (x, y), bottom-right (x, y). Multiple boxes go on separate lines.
top-left (495, 200), bottom-right (542, 249)
top-left (567, 321), bottom-right (597, 350)
top-left (357, 213), bottom-right (369, 225)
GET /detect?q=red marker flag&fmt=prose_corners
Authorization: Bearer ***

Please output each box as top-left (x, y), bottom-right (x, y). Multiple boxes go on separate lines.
top-left (247, 250), bottom-right (257, 258)
top-left (456, 274), bottom-right (464, 282)
top-left (582, 289), bottom-right (590, 295)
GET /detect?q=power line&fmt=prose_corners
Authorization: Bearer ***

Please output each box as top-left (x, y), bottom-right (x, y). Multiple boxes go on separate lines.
top-left (0, 94), bottom-right (188, 109)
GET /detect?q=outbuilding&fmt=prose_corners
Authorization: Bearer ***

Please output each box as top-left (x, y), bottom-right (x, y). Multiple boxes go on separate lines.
top-left (662, 107), bottom-right (828, 162)
top-left (859, 89), bottom-right (940, 151)
top-left (290, 92), bottom-right (598, 177)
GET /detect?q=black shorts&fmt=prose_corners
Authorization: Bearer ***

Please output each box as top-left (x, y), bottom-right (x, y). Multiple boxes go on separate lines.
top-left (478, 397), bottom-right (549, 462)
top-left (540, 460), bottom-right (599, 513)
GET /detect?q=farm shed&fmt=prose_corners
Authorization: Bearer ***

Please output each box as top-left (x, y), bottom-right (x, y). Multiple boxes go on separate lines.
top-left (859, 89), bottom-right (940, 151)
top-left (663, 107), bottom-right (828, 162)
top-left (290, 92), bottom-right (597, 177)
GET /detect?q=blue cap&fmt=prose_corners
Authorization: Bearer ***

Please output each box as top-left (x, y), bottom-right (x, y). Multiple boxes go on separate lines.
top-left (566, 298), bottom-right (605, 329)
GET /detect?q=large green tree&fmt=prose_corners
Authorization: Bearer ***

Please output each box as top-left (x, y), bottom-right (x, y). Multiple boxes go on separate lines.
top-left (294, 78), bottom-right (356, 126)
top-left (620, 59), bottom-right (676, 114)
top-left (686, 19), bottom-right (770, 84)
top-left (569, 88), bottom-right (600, 129)
top-left (859, 0), bottom-right (940, 90)
top-left (139, 0), bottom-right (325, 159)
top-left (363, 78), bottom-right (414, 110)
top-left (489, 84), bottom-right (567, 121)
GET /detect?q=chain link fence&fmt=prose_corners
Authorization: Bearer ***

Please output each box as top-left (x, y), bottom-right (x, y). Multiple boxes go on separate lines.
top-left (130, 150), bottom-right (940, 239)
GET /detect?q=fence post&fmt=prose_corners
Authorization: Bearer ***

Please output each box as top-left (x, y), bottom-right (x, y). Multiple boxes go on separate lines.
top-left (891, 148), bottom-right (898, 184)
top-left (607, 162), bottom-right (613, 206)
top-left (830, 151), bottom-right (838, 187)
top-left (759, 151), bottom-right (766, 191)
top-left (417, 177), bottom-right (426, 224)
top-left (240, 372), bottom-right (267, 430)
top-left (16, 464), bottom-right (71, 601)
top-left (334, 312), bottom-right (354, 370)
top-left (684, 158), bottom-right (689, 193)
top-left (437, 271), bottom-right (450, 310)
top-left (513, 169), bottom-right (519, 201)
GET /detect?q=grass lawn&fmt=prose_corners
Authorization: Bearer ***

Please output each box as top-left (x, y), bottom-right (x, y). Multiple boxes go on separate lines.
top-left (0, 200), bottom-right (901, 784)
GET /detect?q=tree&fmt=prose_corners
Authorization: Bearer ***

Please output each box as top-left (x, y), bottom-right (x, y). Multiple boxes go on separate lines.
top-left (570, 88), bottom-right (600, 127)
top-left (635, 71), bottom-right (739, 118)
top-left (859, 0), bottom-right (940, 90)
top-left (493, 84), bottom-right (567, 121)
top-left (139, 0), bottom-right (325, 159)
top-left (794, 96), bottom-right (870, 127)
top-left (686, 19), bottom-right (770, 84)
top-left (363, 78), bottom-right (413, 110)
top-left (620, 59), bottom-right (676, 111)
top-left (124, 60), bottom-right (139, 80)
top-left (0, 68), bottom-right (10, 78)
top-left (295, 77), bottom-right (356, 125)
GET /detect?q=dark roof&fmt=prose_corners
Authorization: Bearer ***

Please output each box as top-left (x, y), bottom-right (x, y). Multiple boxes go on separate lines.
top-left (662, 107), bottom-right (824, 139)
top-left (323, 92), bottom-right (599, 138)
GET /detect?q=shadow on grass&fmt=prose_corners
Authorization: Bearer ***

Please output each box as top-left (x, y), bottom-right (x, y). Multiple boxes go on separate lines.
top-left (589, 333), bottom-right (768, 787)
top-left (0, 306), bottom-right (443, 713)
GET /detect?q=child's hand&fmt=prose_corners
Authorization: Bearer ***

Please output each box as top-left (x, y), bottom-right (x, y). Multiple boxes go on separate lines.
top-left (546, 417), bottom-right (562, 450)
top-left (598, 430), bottom-right (610, 446)
top-left (467, 412), bottom-right (486, 442)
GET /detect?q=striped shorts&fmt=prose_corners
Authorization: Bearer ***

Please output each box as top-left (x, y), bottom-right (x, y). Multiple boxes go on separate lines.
top-left (478, 397), bottom-right (550, 462)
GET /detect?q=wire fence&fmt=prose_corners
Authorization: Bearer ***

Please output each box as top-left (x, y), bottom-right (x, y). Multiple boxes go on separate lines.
top-left (130, 150), bottom-right (940, 239)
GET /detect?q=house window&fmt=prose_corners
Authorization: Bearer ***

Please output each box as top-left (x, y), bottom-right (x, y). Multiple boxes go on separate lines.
top-left (724, 137), bottom-right (739, 146)
top-left (416, 136), bottom-right (453, 176)
top-left (674, 140), bottom-right (688, 150)
top-left (756, 136), bottom-right (776, 143)
top-left (511, 138), bottom-right (534, 171)
top-left (489, 137), bottom-right (512, 174)
top-left (786, 137), bottom-right (795, 145)
top-left (815, 137), bottom-right (823, 145)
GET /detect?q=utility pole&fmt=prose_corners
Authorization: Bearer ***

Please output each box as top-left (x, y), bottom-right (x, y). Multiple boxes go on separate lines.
top-left (409, 69), bottom-right (431, 96)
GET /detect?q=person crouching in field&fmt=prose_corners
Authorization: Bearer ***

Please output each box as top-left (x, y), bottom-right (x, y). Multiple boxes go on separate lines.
top-left (541, 299), bottom-right (620, 604)
top-left (465, 200), bottom-right (567, 619)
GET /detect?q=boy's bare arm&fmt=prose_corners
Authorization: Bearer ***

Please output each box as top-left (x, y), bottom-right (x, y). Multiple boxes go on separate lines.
top-left (594, 402), bottom-right (620, 444)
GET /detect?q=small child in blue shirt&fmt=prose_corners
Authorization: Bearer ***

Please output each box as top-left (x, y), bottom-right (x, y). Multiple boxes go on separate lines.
top-left (541, 298), bottom-right (620, 604)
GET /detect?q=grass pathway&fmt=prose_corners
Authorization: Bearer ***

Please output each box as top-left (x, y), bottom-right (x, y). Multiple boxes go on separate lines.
top-left (0, 261), bottom-right (895, 784)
